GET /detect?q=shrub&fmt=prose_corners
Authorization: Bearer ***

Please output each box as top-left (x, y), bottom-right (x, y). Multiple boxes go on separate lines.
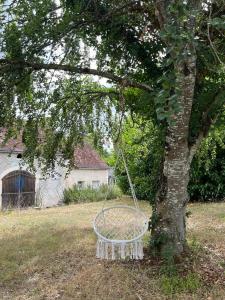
top-left (116, 116), bottom-right (225, 202)
top-left (115, 119), bottom-right (164, 204)
top-left (188, 126), bottom-right (225, 201)
top-left (63, 184), bottom-right (122, 204)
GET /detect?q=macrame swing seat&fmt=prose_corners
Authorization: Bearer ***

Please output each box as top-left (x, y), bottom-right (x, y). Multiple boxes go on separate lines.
top-left (93, 150), bottom-right (148, 260)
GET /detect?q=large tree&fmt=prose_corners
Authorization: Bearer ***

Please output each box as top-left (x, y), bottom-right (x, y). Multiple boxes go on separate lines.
top-left (0, 0), bottom-right (224, 258)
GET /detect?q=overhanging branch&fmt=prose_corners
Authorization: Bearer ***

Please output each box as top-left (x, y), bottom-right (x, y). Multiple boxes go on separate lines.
top-left (189, 88), bottom-right (225, 161)
top-left (0, 59), bottom-right (153, 93)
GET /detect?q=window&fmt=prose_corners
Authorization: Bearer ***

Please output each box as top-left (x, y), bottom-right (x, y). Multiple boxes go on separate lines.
top-left (77, 181), bottom-right (85, 189)
top-left (92, 180), bottom-right (100, 189)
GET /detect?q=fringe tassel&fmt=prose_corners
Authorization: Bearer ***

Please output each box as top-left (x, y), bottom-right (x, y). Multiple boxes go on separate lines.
top-left (112, 243), bottom-right (115, 260)
top-left (96, 238), bottom-right (144, 260)
top-left (96, 239), bottom-right (100, 258)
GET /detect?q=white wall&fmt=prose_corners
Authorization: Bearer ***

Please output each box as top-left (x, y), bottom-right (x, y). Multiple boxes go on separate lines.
top-left (0, 153), bottom-right (109, 209)
top-left (65, 169), bottom-right (109, 188)
top-left (0, 153), bottom-right (64, 209)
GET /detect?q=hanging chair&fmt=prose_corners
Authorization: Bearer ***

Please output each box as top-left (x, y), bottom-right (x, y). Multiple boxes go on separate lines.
top-left (93, 149), bottom-right (148, 260)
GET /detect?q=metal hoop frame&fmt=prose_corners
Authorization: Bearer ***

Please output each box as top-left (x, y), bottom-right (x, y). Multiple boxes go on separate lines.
top-left (93, 205), bottom-right (148, 244)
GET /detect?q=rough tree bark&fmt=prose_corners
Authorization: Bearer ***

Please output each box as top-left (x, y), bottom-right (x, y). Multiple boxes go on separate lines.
top-left (151, 0), bottom-right (198, 258)
top-left (151, 54), bottom-right (197, 257)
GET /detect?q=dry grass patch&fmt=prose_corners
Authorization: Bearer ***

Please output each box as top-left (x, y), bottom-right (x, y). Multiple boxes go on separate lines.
top-left (187, 202), bottom-right (225, 258)
top-left (0, 199), bottom-right (224, 299)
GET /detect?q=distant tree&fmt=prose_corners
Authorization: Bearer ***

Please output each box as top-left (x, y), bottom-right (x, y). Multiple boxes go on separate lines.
top-left (0, 0), bottom-right (224, 258)
top-left (189, 111), bottom-right (225, 201)
top-left (116, 112), bottom-right (225, 202)
top-left (115, 117), bottom-right (164, 202)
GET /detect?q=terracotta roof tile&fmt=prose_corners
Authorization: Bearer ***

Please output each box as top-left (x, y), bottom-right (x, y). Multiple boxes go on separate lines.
top-left (74, 143), bottom-right (109, 170)
top-left (0, 128), bottom-right (24, 153)
top-left (0, 129), bottom-right (109, 170)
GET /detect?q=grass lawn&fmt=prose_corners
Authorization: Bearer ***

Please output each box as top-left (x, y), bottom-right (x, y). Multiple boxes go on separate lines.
top-left (0, 198), bottom-right (225, 299)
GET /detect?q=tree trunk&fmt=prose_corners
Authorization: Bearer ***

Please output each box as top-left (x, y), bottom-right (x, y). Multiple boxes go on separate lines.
top-left (151, 53), bottom-right (197, 259)
top-left (151, 139), bottom-right (191, 258)
top-left (151, 0), bottom-right (199, 260)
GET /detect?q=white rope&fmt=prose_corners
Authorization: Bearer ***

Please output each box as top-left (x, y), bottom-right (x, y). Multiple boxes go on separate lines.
top-left (93, 147), bottom-right (147, 260)
top-left (119, 149), bottom-right (139, 209)
top-left (101, 147), bottom-right (121, 212)
top-left (96, 238), bottom-right (144, 260)
top-left (101, 148), bottom-right (139, 211)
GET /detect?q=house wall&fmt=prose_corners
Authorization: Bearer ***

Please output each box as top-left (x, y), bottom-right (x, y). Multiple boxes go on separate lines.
top-left (65, 169), bottom-right (109, 188)
top-left (0, 153), bottom-right (64, 209)
top-left (0, 153), bottom-right (109, 209)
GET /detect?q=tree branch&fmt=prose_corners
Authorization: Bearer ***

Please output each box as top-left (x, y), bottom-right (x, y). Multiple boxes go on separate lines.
top-left (201, 88), bottom-right (225, 134)
top-left (154, 0), bottom-right (171, 29)
top-left (189, 88), bottom-right (225, 161)
top-left (188, 131), bottom-right (203, 163)
top-left (0, 59), bottom-right (152, 93)
top-left (207, 4), bottom-right (225, 66)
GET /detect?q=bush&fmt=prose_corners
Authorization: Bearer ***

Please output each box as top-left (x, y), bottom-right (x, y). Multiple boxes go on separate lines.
top-left (116, 116), bottom-right (225, 202)
top-left (115, 119), bottom-right (164, 204)
top-left (188, 126), bottom-right (225, 201)
top-left (63, 184), bottom-right (122, 204)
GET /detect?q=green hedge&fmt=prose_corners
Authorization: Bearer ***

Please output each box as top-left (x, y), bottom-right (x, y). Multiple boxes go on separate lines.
top-left (188, 128), bottom-right (225, 201)
top-left (116, 118), bottom-right (225, 202)
top-left (63, 184), bottom-right (122, 204)
top-left (115, 119), bottom-right (164, 204)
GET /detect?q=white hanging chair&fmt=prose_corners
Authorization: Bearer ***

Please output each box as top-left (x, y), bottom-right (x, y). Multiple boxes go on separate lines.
top-left (93, 149), bottom-right (148, 260)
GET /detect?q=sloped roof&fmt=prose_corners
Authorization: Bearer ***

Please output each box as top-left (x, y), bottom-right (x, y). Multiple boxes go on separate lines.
top-left (0, 129), bottom-right (109, 170)
top-left (0, 128), bottom-right (24, 153)
top-left (74, 143), bottom-right (109, 170)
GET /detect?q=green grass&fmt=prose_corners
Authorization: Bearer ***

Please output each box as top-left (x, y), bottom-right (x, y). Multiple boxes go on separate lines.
top-left (0, 199), bottom-right (225, 299)
top-left (161, 273), bottom-right (201, 295)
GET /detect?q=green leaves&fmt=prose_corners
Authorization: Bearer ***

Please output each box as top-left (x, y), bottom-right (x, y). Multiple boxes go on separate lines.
top-left (0, 0), bottom-right (224, 174)
top-left (155, 70), bottom-right (181, 124)
top-left (189, 113), bottom-right (225, 201)
top-left (209, 16), bottom-right (225, 29)
top-left (4, 23), bottom-right (23, 60)
top-left (115, 116), bottom-right (164, 203)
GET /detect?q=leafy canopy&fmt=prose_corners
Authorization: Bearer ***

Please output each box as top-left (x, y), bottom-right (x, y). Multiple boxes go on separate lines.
top-left (0, 0), bottom-right (224, 170)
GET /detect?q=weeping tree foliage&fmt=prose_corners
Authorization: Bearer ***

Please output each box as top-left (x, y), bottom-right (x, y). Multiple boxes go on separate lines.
top-left (0, 0), bottom-right (225, 258)
top-left (114, 117), bottom-right (164, 203)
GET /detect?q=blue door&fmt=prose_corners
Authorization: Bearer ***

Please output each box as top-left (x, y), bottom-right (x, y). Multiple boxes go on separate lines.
top-left (2, 171), bottom-right (35, 209)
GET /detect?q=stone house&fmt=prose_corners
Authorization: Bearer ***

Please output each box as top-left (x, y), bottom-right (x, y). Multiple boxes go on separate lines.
top-left (0, 130), bottom-right (109, 210)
